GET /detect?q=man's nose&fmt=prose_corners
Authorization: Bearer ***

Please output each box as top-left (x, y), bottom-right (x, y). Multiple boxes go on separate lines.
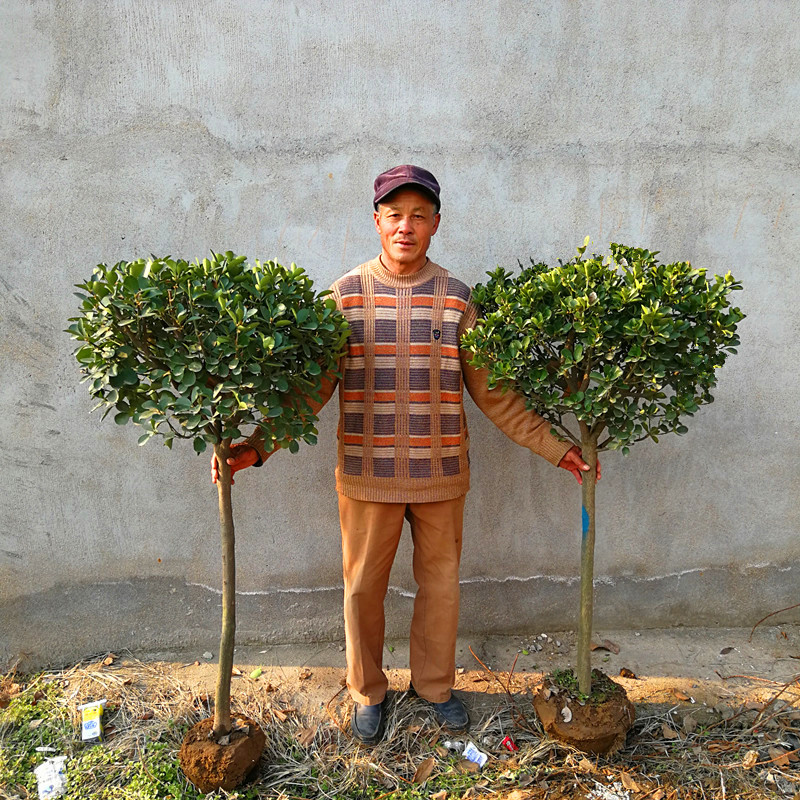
top-left (397, 216), bottom-right (413, 233)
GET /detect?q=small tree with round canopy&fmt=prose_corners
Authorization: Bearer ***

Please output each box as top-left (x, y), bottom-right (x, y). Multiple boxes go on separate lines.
top-left (461, 240), bottom-right (743, 697)
top-left (68, 251), bottom-right (348, 788)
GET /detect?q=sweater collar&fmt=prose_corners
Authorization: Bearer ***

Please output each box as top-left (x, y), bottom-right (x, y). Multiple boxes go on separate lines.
top-left (366, 256), bottom-right (440, 288)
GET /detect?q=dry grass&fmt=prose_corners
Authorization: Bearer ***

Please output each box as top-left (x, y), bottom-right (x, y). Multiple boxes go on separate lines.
top-left (3, 651), bottom-right (800, 799)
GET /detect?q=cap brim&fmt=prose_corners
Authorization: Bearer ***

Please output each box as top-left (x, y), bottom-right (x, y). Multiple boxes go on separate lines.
top-left (374, 180), bottom-right (440, 210)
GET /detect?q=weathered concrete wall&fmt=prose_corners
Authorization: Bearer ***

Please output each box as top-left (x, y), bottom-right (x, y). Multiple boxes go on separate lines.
top-left (2, 1), bottom-right (798, 668)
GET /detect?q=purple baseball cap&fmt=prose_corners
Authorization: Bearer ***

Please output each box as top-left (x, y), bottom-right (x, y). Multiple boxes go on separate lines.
top-left (373, 165), bottom-right (441, 211)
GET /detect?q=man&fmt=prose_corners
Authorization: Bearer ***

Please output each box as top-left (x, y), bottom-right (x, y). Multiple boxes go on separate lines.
top-left (212, 165), bottom-right (597, 744)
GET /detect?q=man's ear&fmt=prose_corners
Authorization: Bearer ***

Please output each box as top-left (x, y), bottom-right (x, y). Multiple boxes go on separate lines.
top-left (431, 212), bottom-right (441, 235)
top-left (373, 208), bottom-right (381, 232)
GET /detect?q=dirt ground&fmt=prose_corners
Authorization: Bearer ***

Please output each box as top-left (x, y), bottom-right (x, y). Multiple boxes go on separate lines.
top-left (6, 623), bottom-right (799, 799)
top-left (137, 623), bottom-right (800, 719)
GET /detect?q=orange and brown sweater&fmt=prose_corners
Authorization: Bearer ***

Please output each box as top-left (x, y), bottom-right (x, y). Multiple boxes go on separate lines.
top-left (246, 257), bottom-right (571, 503)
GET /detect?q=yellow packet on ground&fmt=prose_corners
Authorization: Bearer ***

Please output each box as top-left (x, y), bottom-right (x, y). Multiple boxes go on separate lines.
top-left (77, 700), bottom-right (106, 742)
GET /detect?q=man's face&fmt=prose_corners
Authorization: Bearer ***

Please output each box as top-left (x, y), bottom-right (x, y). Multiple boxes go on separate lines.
top-left (373, 188), bottom-right (440, 268)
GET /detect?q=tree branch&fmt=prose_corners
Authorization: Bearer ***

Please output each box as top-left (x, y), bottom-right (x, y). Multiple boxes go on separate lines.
top-left (551, 422), bottom-right (581, 447)
top-left (162, 416), bottom-right (192, 439)
top-left (589, 419), bottom-right (607, 439)
top-left (579, 347), bottom-right (595, 392)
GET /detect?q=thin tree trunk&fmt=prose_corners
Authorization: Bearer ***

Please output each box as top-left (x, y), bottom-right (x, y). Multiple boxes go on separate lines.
top-left (576, 436), bottom-right (597, 696)
top-left (212, 439), bottom-right (235, 738)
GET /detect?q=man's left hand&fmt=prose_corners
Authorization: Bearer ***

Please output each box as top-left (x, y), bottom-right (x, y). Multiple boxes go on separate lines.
top-left (558, 445), bottom-right (601, 484)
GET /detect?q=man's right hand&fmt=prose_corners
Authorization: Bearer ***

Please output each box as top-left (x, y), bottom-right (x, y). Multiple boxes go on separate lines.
top-left (210, 443), bottom-right (259, 484)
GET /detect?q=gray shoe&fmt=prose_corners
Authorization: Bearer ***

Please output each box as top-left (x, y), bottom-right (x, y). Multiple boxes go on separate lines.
top-left (430, 692), bottom-right (469, 731)
top-left (350, 700), bottom-right (386, 745)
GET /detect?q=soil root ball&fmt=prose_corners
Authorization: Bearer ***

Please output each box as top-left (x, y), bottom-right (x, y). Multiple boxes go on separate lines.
top-left (533, 671), bottom-right (635, 755)
top-left (179, 715), bottom-right (266, 792)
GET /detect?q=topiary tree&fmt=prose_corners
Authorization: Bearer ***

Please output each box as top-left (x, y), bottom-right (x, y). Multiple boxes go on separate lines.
top-left (68, 252), bottom-right (349, 754)
top-left (461, 240), bottom-right (744, 696)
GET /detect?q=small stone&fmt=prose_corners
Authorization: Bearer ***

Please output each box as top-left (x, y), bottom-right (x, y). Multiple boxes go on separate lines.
top-left (203, 651), bottom-right (213, 660)
top-left (684, 707), bottom-right (721, 726)
top-left (715, 705), bottom-right (734, 720)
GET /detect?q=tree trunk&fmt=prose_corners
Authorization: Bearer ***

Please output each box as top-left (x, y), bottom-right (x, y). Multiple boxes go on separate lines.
top-left (212, 439), bottom-right (235, 739)
top-left (576, 436), bottom-right (598, 696)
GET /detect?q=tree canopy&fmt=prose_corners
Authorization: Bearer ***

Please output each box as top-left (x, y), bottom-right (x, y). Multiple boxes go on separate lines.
top-left (68, 251), bottom-right (349, 453)
top-left (461, 241), bottom-right (744, 451)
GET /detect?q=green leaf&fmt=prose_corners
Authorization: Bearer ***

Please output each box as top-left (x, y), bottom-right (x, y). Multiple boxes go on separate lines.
top-left (75, 345), bottom-right (94, 364)
top-left (193, 437), bottom-right (207, 454)
top-left (120, 367), bottom-right (138, 386)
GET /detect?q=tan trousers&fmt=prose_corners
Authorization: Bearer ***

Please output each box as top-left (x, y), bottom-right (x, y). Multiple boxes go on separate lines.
top-left (338, 494), bottom-right (466, 705)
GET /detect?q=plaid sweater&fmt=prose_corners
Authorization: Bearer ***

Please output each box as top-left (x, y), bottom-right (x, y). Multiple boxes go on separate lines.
top-left (247, 257), bottom-right (571, 502)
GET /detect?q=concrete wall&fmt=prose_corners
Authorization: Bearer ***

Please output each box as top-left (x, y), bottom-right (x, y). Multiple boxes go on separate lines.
top-left (2, 1), bottom-right (798, 668)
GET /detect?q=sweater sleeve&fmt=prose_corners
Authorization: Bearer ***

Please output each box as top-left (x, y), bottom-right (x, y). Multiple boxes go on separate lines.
top-left (458, 302), bottom-right (572, 467)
